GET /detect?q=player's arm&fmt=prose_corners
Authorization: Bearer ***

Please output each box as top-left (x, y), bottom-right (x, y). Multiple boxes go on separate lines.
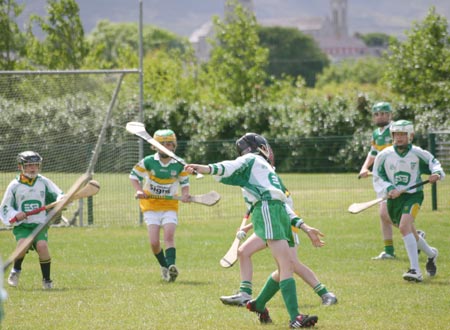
top-left (372, 152), bottom-right (396, 198)
top-left (424, 149), bottom-right (446, 183)
top-left (0, 184), bottom-right (26, 225)
top-left (130, 176), bottom-right (147, 199)
top-left (359, 154), bottom-right (375, 178)
top-left (291, 218), bottom-right (325, 248)
top-left (180, 185), bottom-right (190, 203)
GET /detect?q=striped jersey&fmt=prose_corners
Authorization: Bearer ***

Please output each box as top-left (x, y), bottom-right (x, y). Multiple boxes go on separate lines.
top-left (0, 174), bottom-right (63, 226)
top-left (130, 153), bottom-right (189, 212)
top-left (369, 123), bottom-right (392, 157)
top-left (373, 144), bottom-right (445, 196)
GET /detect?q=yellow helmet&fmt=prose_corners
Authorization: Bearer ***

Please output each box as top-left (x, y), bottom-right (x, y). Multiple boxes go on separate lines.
top-left (153, 129), bottom-right (177, 147)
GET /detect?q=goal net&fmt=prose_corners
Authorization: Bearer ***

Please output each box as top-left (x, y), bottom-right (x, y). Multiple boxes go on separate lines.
top-left (0, 70), bottom-right (139, 228)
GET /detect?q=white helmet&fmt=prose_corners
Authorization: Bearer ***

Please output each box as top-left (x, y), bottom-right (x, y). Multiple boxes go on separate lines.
top-left (390, 120), bottom-right (414, 142)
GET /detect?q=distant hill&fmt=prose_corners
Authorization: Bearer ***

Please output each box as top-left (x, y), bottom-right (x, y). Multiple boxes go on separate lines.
top-left (18, 0), bottom-right (450, 38)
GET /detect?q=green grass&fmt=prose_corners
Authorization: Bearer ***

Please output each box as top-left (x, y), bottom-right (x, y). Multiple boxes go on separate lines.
top-left (1, 174), bottom-right (449, 330)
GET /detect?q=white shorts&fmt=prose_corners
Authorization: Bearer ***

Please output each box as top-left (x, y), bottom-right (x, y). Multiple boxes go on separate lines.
top-left (143, 210), bottom-right (178, 226)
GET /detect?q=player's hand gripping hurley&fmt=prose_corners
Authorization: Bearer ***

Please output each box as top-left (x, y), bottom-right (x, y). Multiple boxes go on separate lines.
top-left (126, 122), bottom-right (203, 179)
top-left (219, 210), bottom-right (251, 268)
top-left (348, 180), bottom-right (430, 214)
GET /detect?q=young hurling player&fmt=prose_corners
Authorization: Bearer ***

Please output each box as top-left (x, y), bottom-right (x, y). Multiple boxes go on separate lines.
top-left (130, 129), bottom-right (190, 282)
top-left (359, 102), bottom-right (424, 260)
top-left (220, 146), bottom-right (337, 307)
top-left (372, 120), bottom-right (444, 282)
top-left (184, 133), bottom-right (318, 329)
top-left (0, 151), bottom-right (64, 289)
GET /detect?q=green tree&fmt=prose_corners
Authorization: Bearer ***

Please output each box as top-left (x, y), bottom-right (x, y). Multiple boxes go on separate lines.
top-left (0, 0), bottom-right (26, 70)
top-left (315, 57), bottom-right (386, 87)
top-left (355, 32), bottom-right (393, 47)
top-left (383, 6), bottom-right (450, 130)
top-left (84, 20), bottom-right (189, 69)
top-left (143, 49), bottom-right (197, 103)
top-left (201, 0), bottom-right (269, 106)
top-left (257, 26), bottom-right (329, 87)
top-left (26, 0), bottom-right (87, 69)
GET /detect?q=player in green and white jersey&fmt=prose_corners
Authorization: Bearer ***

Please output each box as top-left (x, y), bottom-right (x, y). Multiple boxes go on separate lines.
top-left (373, 120), bottom-right (445, 282)
top-left (219, 145), bottom-right (336, 308)
top-left (185, 133), bottom-right (318, 328)
top-left (0, 151), bottom-right (64, 290)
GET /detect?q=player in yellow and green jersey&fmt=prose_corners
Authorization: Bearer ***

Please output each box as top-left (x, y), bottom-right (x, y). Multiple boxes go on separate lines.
top-left (359, 102), bottom-right (397, 259)
top-left (130, 129), bottom-right (190, 282)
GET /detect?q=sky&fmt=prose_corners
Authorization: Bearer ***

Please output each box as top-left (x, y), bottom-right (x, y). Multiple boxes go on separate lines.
top-left (17, 0), bottom-right (450, 38)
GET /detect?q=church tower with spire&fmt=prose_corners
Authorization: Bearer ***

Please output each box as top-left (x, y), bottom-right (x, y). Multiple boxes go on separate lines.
top-left (330, 0), bottom-right (348, 38)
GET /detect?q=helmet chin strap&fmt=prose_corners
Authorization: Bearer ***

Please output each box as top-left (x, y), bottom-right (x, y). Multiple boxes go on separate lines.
top-left (22, 171), bottom-right (38, 179)
top-left (257, 146), bottom-right (270, 160)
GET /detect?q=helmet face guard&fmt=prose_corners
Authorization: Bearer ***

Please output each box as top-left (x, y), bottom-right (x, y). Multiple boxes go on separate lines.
top-left (17, 151), bottom-right (42, 178)
top-left (236, 133), bottom-right (271, 161)
top-left (390, 120), bottom-right (414, 143)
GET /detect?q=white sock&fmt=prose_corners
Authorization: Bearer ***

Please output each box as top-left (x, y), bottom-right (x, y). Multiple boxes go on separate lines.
top-left (416, 236), bottom-right (436, 258)
top-left (403, 233), bottom-right (420, 273)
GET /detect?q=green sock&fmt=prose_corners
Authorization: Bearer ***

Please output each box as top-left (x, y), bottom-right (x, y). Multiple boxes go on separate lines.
top-left (255, 276), bottom-right (279, 311)
top-left (165, 247), bottom-right (176, 266)
top-left (280, 278), bottom-right (299, 321)
top-left (313, 283), bottom-right (329, 297)
top-left (240, 281), bottom-right (252, 295)
top-left (155, 250), bottom-right (167, 267)
top-left (385, 240), bottom-right (395, 256)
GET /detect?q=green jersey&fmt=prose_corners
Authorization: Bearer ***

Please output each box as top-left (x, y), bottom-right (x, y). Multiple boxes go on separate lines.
top-left (369, 123), bottom-right (392, 157)
top-left (209, 153), bottom-right (292, 243)
top-left (209, 153), bottom-right (286, 202)
top-left (373, 144), bottom-right (445, 196)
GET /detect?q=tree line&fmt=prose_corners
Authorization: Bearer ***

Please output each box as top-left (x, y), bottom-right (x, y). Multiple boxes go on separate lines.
top-left (0, 0), bottom-right (449, 171)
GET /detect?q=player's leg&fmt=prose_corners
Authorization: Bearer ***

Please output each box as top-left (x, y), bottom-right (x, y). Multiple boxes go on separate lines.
top-left (36, 239), bottom-right (52, 289)
top-left (34, 226), bottom-right (52, 289)
top-left (220, 234), bottom-right (265, 306)
top-left (8, 226), bottom-right (31, 287)
top-left (397, 193), bottom-right (425, 282)
top-left (413, 224), bottom-right (438, 276)
top-left (373, 201), bottom-right (396, 260)
top-left (290, 248), bottom-right (337, 306)
top-left (399, 213), bottom-right (422, 281)
top-left (267, 239), bottom-right (318, 327)
top-left (145, 212), bottom-right (169, 281)
top-left (7, 240), bottom-right (26, 287)
top-left (162, 211), bottom-right (178, 282)
top-left (248, 201), bottom-right (317, 327)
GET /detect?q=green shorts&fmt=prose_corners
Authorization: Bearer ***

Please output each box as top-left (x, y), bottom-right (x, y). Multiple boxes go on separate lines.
top-left (252, 200), bottom-right (294, 247)
top-left (13, 223), bottom-right (48, 245)
top-left (387, 191), bottom-right (424, 226)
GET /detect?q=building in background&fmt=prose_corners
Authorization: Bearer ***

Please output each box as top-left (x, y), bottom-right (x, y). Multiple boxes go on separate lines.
top-left (190, 0), bottom-right (382, 63)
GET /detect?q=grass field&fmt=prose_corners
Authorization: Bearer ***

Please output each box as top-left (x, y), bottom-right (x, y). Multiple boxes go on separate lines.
top-left (1, 173), bottom-right (449, 330)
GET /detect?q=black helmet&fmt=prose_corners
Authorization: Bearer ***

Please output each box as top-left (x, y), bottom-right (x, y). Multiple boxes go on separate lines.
top-left (17, 151), bottom-right (42, 165)
top-left (236, 133), bottom-right (271, 160)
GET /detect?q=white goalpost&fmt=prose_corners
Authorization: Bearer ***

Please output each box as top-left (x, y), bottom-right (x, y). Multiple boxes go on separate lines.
top-left (0, 69), bottom-right (139, 227)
